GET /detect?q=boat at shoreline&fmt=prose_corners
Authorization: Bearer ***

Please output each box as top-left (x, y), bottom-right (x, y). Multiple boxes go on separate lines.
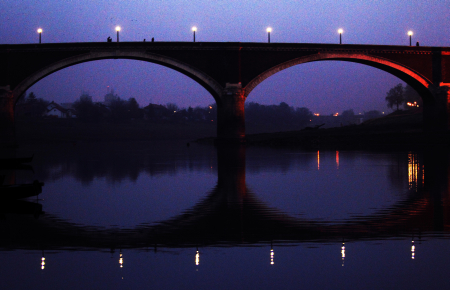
top-left (0, 180), bottom-right (44, 200)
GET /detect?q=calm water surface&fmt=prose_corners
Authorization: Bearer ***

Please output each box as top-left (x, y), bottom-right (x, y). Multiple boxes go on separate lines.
top-left (1, 141), bottom-right (449, 289)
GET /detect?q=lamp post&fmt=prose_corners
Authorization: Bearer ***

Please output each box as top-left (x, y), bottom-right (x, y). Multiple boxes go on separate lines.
top-left (338, 28), bottom-right (343, 44)
top-left (408, 31), bottom-right (413, 46)
top-left (192, 26), bottom-right (197, 42)
top-left (266, 27), bottom-right (272, 43)
top-left (116, 26), bottom-right (121, 42)
top-left (37, 28), bottom-right (42, 44)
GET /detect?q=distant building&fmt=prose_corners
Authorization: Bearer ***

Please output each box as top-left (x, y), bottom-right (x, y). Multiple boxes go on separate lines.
top-left (44, 101), bottom-right (75, 118)
top-left (144, 103), bottom-right (170, 120)
top-left (104, 87), bottom-right (119, 106)
top-left (80, 92), bottom-right (92, 102)
top-left (60, 102), bottom-right (75, 110)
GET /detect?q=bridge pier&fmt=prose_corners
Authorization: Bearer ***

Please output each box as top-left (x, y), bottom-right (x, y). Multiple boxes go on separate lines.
top-left (0, 86), bottom-right (16, 149)
top-left (422, 83), bottom-right (450, 131)
top-left (216, 83), bottom-right (246, 142)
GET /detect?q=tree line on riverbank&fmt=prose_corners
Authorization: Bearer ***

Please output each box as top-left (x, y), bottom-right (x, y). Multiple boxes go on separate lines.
top-left (16, 83), bottom-right (422, 132)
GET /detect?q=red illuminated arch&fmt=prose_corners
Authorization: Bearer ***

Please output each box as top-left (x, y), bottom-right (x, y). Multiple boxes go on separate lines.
top-left (244, 52), bottom-right (435, 103)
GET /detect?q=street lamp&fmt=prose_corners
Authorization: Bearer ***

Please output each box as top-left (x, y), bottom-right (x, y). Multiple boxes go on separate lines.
top-left (338, 28), bottom-right (343, 44)
top-left (116, 26), bottom-right (121, 42)
top-left (266, 27), bottom-right (272, 43)
top-left (408, 30), bottom-right (413, 46)
top-left (37, 28), bottom-right (42, 44)
top-left (192, 26), bottom-right (197, 42)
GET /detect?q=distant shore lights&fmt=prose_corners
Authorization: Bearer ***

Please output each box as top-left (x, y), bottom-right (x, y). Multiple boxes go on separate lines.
top-left (338, 28), bottom-right (343, 44)
top-left (408, 30), bottom-right (413, 46)
top-left (192, 26), bottom-right (197, 42)
top-left (266, 27), bottom-right (272, 43)
top-left (37, 28), bottom-right (43, 44)
top-left (116, 26), bottom-right (121, 42)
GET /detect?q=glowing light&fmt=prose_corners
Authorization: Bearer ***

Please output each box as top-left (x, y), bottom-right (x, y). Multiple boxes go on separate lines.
top-left (41, 257), bottom-right (45, 270)
top-left (333, 113), bottom-right (339, 116)
top-left (411, 240), bottom-right (415, 260)
top-left (314, 113), bottom-right (320, 116)
top-left (338, 29), bottom-right (344, 44)
top-left (408, 31), bottom-right (413, 46)
top-left (37, 28), bottom-right (43, 44)
top-left (341, 243), bottom-right (345, 266)
top-left (119, 252), bottom-right (123, 268)
top-left (266, 27), bottom-right (272, 43)
top-left (195, 250), bottom-right (200, 265)
top-left (115, 26), bottom-right (121, 42)
top-left (270, 248), bottom-right (274, 265)
top-left (192, 27), bottom-right (197, 42)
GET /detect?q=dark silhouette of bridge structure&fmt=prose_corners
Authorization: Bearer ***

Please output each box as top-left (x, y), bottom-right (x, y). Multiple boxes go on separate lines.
top-left (1, 41), bottom-right (449, 145)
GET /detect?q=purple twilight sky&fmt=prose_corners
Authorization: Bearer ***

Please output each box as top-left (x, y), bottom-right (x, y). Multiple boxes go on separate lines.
top-left (1, 0), bottom-right (449, 115)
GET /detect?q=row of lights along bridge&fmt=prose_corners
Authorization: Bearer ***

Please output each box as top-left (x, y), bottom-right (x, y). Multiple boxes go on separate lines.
top-left (35, 27), bottom-right (416, 46)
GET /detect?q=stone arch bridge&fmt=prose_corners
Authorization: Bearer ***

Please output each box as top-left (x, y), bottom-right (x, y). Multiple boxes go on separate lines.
top-left (1, 42), bottom-right (449, 144)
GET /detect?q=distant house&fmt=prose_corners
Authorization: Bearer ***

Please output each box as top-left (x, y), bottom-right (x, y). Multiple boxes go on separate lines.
top-left (104, 89), bottom-right (119, 106)
top-left (44, 101), bottom-right (75, 118)
top-left (144, 103), bottom-right (170, 120)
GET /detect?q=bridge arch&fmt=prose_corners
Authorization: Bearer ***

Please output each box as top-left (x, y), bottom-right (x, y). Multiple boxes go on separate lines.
top-left (244, 52), bottom-right (435, 104)
top-left (12, 50), bottom-right (223, 104)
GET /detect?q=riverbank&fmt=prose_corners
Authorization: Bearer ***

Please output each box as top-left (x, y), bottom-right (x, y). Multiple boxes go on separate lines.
top-left (243, 124), bottom-right (449, 150)
top-left (12, 110), bottom-right (450, 150)
top-left (243, 110), bottom-right (448, 150)
top-left (14, 119), bottom-right (216, 145)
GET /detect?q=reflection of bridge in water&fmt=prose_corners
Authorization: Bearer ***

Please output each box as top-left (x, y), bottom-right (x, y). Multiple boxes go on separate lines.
top-left (0, 146), bottom-right (449, 251)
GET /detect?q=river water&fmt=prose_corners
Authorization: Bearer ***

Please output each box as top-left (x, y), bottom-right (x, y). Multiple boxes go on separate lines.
top-left (1, 140), bottom-right (449, 289)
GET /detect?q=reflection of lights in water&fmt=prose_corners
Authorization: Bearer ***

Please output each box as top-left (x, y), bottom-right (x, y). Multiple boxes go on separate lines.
top-left (270, 248), bottom-right (274, 265)
top-left (336, 151), bottom-right (339, 169)
top-left (411, 240), bottom-right (415, 260)
top-left (422, 165), bottom-right (425, 186)
top-left (408, 153), bottom-right (421, 191)
top-left (41, 256), bottom-right (45, 270)
top-left (341, 243), bottom-right (345, 266)
top-left (195, 250), bottom-right (200, 266)
top-left (317, 151), bottom-right (320, 170)
top-left (119, 252), bottom-right (123, 268)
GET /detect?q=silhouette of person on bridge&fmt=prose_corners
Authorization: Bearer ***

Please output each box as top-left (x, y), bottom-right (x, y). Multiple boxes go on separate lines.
top-left (107, 36), bottom-right (112, 42)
